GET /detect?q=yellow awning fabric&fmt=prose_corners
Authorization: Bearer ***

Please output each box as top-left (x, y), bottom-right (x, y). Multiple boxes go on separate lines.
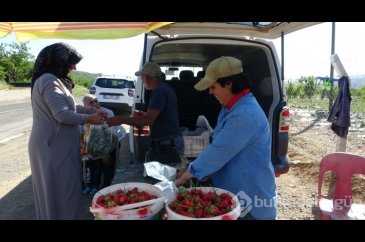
top-left (0, 22), bottom-right (13, 38)
top-left (0, 22), bottom-right (173, 42)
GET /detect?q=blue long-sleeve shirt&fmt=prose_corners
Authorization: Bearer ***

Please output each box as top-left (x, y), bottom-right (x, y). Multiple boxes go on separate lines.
top-left (188, 93), bottom-right (277, 219)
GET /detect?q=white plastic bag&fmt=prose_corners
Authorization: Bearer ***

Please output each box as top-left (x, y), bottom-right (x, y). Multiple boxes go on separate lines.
top-left (144, 161), bottom-right (177, 182)
top-left (144, 161), bottom-right (178, 203)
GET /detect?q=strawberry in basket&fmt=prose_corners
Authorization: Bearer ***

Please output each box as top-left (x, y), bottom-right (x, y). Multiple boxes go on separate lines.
top-left (95, 187), bottom-right (159, 208)
top-left (168, 187), bottom-right (238, 219)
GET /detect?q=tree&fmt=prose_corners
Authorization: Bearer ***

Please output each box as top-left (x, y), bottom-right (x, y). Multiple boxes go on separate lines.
top-left (0, 42), bottom-right (34, 83)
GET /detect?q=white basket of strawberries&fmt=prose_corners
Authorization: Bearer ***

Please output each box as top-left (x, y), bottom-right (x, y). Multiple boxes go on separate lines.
top-left (90, 182), bottom-right (165, 220)
top-left (166, 187), bottom-right (241, 220)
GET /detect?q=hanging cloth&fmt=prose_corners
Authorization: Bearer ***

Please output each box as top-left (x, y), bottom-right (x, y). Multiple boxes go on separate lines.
top-left (327, 76), bottom-right (351, 138)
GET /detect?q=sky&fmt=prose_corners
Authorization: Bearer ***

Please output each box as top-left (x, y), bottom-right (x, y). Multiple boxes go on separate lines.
top-left (1, 32), bottom-right (145, 79)
top-left (1, 22), bottom-right (365, 80)
top-left (273, 22), bottom-right (365, 80)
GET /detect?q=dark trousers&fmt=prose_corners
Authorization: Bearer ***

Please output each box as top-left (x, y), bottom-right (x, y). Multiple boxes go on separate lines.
top-left (146, 135), bottom-right (183, 164)
top-left (83, 148), bottom-right (116, 189)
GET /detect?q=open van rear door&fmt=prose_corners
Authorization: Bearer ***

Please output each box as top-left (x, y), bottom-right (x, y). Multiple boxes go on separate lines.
top-left (151, 22), bottom-right (322, 39)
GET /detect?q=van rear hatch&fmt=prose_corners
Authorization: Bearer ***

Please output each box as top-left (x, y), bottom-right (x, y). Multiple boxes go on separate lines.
top-left (151, 22), bottom-right (322, 39)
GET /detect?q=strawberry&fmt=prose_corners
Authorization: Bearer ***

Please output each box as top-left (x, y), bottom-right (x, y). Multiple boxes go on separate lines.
top-left (190, 189), bottom-right (203, 196)
top-left (202, 192), bottom-right (216, 201)
top-left (128, 187), bottom-right (138, 195)
top-left (170, 189), bottom-right (237, 219)
top-left (221, 215), bottom-right (234, 220)
top-left (137, 207), bottom-right (149, 217)
top-left (107, 193), bottom-right (115, 200)
top-left (177, 204), bottom-right (185, 210)
top-left (213, 207), bottom-right (220, 216)
top-left (118, 195), bottom-right (128, 205)
top-left (183, 199), bottom-right (194, 207)
top-left (202, 213), bottom-right (213, 218)
top-left (221, 193), bottom-right (232, 201)
top-left (218, 200), bottom-right (229, 209)
top-left (96, 195), bottom-right (105, 206)
top-left (177, 193), bottom-right (185, 201)
top-left (194, 208), bottom-right (203, 218)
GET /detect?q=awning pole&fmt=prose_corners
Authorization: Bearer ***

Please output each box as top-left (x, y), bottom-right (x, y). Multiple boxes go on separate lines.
top-left (330, 22), bottom-right (336, 79)
top-left (329, 22), bottom-right (347, 153)
top-left (329, 22), bottom-right (336, 111)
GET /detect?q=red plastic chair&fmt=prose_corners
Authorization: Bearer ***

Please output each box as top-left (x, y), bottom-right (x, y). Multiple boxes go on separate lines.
top-left (318, 152), bottom-right (365, 220)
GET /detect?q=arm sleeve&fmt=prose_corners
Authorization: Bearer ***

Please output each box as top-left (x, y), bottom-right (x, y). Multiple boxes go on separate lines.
top-left (76, 105), bottom-right (95, 114)
top-left (188, 112), bottom-right (257, 180)
top-left (42, 79), bottom-right (88, 125)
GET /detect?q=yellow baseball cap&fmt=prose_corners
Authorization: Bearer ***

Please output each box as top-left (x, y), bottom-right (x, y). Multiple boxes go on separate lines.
top-left (194, 56), bottom-right (243, 91)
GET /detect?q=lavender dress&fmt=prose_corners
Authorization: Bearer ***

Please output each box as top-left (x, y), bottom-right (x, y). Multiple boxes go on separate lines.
top-left (29, 73), bottom-right (90, 219)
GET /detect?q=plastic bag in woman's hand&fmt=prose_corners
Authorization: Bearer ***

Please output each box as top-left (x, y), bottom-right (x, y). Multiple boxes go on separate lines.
top-left (86, 124), bottom-right (118, 159)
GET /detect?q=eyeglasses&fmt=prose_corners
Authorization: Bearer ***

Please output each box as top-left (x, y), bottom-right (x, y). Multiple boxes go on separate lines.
top-left (88, 99), bottom-right (98, 105)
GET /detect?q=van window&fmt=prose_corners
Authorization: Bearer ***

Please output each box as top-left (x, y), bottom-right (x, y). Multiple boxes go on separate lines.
top-left (95, 78), bottom-right (133, 89)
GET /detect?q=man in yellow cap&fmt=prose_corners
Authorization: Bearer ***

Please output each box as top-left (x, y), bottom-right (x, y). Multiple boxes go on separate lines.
top-left (175, 56), bottom-right (277, 220)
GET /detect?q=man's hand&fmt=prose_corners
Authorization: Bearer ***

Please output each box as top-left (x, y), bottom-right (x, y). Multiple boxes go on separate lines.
top-left (106, 117), bottom-right (123, 126)
top-left (95, 108), bottom-right (107, 117)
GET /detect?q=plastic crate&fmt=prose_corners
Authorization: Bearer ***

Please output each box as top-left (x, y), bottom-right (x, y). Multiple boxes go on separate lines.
top-left (183, 130), bottom-right (211, 157)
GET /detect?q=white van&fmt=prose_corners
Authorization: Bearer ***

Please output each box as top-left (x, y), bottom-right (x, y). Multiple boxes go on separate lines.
top-left (130, 22), bottom-right (320, 176)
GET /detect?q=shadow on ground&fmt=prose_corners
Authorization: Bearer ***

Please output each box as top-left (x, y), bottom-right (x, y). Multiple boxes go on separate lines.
top-left (0, 176), bottom-right (35, 219)
top-left (0, 175), bottom-right (96, 220)
top-left (0, 110), bottom-right (153, 220)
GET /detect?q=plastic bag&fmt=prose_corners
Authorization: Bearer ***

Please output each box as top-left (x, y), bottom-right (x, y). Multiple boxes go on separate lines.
top-left (144, 161), bottom-right (177, 182)
top-left (86, 124), bottom-right (118, 159)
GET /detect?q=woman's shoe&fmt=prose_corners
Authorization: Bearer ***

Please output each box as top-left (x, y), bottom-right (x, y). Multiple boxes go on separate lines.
top-left (82, 187), bottom-right (91, 194)
top-left (89, 188), bottom-right (98, 195)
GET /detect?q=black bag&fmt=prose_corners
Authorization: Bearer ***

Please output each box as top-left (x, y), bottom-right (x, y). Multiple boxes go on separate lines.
top-left (145, 136), bottom-right (180, 164)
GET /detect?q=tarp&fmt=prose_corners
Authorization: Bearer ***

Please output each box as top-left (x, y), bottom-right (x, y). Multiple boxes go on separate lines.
top-left (0, 22), bottom-right (173, 42)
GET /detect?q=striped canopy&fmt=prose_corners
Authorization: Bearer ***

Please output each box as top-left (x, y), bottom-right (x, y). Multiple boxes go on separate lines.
top-left (0, 22), bottom-right (172, 42)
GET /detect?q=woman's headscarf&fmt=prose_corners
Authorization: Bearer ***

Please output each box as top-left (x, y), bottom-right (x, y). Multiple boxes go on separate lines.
top-left (31, 42), bottom-right (83, 93)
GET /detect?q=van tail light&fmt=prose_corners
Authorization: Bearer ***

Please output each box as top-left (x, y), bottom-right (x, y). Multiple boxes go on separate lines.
top-left (133, 127), bottom-right (150, 136)
top-left (128, 89), bottom-right (134, 97)
top-left (133, 110), bottom-right (145, 117)
top-left (279, 106), bottom-right (290, 132)
top-left (132, 110), bottom-right (150, 136)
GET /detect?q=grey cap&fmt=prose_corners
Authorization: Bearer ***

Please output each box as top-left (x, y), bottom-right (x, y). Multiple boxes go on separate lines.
top-left (135, 62), bottom-right (162, 77)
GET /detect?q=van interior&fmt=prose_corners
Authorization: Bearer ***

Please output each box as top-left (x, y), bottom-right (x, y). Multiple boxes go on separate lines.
top-left (143, 38), bottom-right (278, 131)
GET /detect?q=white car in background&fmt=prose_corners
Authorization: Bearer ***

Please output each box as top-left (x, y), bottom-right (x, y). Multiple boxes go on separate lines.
top-left (89, 76), bottom-right (135, 111)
